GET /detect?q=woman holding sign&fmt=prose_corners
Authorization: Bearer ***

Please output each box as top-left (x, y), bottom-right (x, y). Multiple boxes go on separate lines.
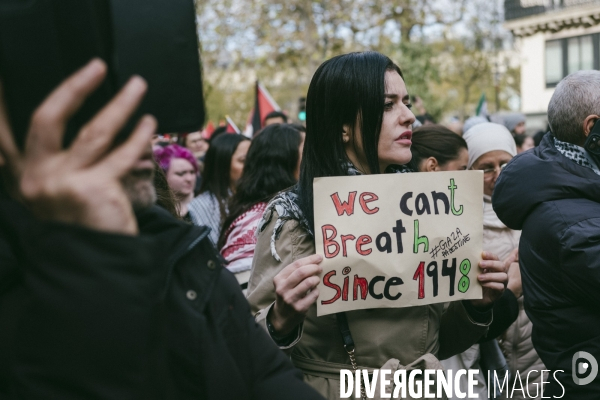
top-left (247, 52), bottom-right (509, 400)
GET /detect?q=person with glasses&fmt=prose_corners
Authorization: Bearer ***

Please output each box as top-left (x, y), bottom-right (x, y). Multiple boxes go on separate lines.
top-left (464, 122), bottom-right (546, 400)
top-left (407, 124), bottom-right (523, 399)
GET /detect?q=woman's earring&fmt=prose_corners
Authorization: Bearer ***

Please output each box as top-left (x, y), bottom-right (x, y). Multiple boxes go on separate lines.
top-left (343, 135), bottom-right (349, 143)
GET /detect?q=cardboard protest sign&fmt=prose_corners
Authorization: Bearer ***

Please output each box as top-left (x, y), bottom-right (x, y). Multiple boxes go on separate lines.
top-left (313, 171), bottom-right (483, 316)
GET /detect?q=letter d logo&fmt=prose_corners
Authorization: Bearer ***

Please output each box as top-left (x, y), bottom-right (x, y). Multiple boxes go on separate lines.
top-left (572, 351), bottom-right (598, 386)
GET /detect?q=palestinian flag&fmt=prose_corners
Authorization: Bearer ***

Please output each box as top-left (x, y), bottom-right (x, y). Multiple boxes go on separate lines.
top-left (476, 93), bottom-right (488, 117)
top-left (247, 81), bottom-right (281, 136)
top-left (225, 115), bottom-right (241, 134)
top-left (201, 121), bottom-right (215, 139)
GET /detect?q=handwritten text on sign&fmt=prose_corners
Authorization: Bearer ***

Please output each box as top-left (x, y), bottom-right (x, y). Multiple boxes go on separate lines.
top-left (313, 171), bottom-right (483, 316)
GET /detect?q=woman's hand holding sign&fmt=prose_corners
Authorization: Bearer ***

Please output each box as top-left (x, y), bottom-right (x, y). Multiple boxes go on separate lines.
top-left (470, 250), bottom-right (513, 309)
top-left (269, 254), bottom-right (323, 336)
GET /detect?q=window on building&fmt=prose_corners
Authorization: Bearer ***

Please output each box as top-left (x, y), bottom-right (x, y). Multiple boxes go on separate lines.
top-left (546, 40), bottom-right (563, 85)
top-left (568, 35), bottom-right (593, 74)
top-left (546, 34), bottom-right (598, 87)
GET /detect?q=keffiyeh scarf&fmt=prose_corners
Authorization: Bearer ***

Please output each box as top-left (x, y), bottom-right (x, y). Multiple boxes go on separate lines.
top-left (554, 137), bottom-right (600, 176)
top-left (257, 162), bottom-right (413, 261)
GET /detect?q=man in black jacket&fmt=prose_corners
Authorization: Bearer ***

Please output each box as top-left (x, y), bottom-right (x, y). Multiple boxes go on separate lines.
top-left (0, 60), bottom-right (324, 399)
top-left (493, 70), bottom-right (600, 399)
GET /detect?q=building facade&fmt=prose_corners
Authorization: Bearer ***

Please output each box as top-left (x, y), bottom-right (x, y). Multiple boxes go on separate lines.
top-left (505, 0), bottom-right (600, 132)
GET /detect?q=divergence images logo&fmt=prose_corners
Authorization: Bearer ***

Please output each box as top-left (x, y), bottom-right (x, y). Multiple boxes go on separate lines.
top-left (572, 351), bottom-right (598, 386)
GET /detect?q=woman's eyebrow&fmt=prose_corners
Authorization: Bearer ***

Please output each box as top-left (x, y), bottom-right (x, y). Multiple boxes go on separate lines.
top-left (384, 94), bottom-right (410, 102)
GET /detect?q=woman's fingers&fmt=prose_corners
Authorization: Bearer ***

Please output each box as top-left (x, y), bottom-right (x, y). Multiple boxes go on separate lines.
top-left (294, 288), bottom-right (320, 314)
top-left (69, 76), bottom-right (148, 168)
top-left (285, 263), bottom-right (322, 289)
top-left (273, 256), bottom-right (323, 320)
top-left (286, 276), bottom-right (320, 307)
top-left (276, 254), bottom-right (323, 282)
top-left (96, 115), bottom-right (156, 178)
top-left (271, 257), bottom-right (323, 335)
top-left (479, 259), bottom-right (507, 273)
top-left (25, 59), bottom-right (107, 161)
top-left (478, 272), bottom-right (508, 284)
top-left (276, 267), bottom-right (320, 302)
top-left (481, 251), bottom-right (500, 261)
top-left (480, 281), bottom-right (505, 292)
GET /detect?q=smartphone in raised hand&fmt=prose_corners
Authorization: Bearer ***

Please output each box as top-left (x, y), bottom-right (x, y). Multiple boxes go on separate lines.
top-left (0, 0), bottom-right (205, 149)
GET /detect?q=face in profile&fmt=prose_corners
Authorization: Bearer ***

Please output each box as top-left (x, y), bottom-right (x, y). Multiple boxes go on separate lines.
top-left (230, 140), bottom-right (250, 187)
top-left (419, 148), bottom-right (469, 172)
top-left (166, 157), bottom-right (196, 197)
top-left (378, 70), bottom-right (416, 169)
top-left (344, 70), bottom-right (415, 173)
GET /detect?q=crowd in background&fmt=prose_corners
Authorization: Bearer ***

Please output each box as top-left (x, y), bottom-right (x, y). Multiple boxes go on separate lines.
top-left (1, 49), bottom-right (598, 400)
top-left (146, 60), bottom-right (550, 400)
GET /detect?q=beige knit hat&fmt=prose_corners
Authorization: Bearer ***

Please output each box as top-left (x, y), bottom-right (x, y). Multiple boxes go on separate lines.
top-left (463, 122), bottom-right (517, 169)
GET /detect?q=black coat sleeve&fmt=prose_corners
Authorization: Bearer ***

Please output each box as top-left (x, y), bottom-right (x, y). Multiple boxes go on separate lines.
top-left (208, 269), bottom-right (324, 400)
top-left (0, 203), bottom-right (166, 399)
top-left (244, 297), bottom-right (324, 400)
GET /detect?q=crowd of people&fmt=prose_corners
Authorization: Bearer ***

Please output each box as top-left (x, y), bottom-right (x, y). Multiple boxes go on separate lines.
top-left (0, 47), bottom-right (598, 400)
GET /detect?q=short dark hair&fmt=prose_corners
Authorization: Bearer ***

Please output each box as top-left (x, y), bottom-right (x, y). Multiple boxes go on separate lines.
top-left (289, 123), bottom-right (306, 133)
top-left (298, 51), bottom-right (404, 230)
top-left (264, 111), bottom-right (288, 123)
top-left (208, 126), bottom-right (228, 145)
top-left (200, 134), bottom-right (250, 214)
top-left (407, 125), bottom-right (467, 171)
top-left (219, 123), bottom-right (302, 248)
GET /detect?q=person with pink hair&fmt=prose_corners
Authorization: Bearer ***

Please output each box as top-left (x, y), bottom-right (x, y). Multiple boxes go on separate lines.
top-left (154, 144), bottom-right (198, 221)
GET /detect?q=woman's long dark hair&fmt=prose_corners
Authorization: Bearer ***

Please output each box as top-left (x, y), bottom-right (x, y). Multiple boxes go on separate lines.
top-left (218, 124), bottom-right (301, 249)
top-left (199, 133), bottom-right (249, 216)
top-left (407, 125), bottom-right (468, 171)
top-left (298, 51), bottom-right (403, 230)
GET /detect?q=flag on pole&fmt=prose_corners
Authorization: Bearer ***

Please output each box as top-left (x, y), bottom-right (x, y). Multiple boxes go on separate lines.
top-left (476, 93), bottom-right (488, 117)
top-left (225, 115), bottom-right (241, 134)
top-left (201, 121), bottom-right (216, 139)
top-left (247, 81), bottom-right (281, 137)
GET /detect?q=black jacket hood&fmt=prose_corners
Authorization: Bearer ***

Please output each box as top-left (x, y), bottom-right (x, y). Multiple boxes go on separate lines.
top-left (137, 206), bottom-right (210, 251)
top-left (492, 132), bottom-right (600, 230)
